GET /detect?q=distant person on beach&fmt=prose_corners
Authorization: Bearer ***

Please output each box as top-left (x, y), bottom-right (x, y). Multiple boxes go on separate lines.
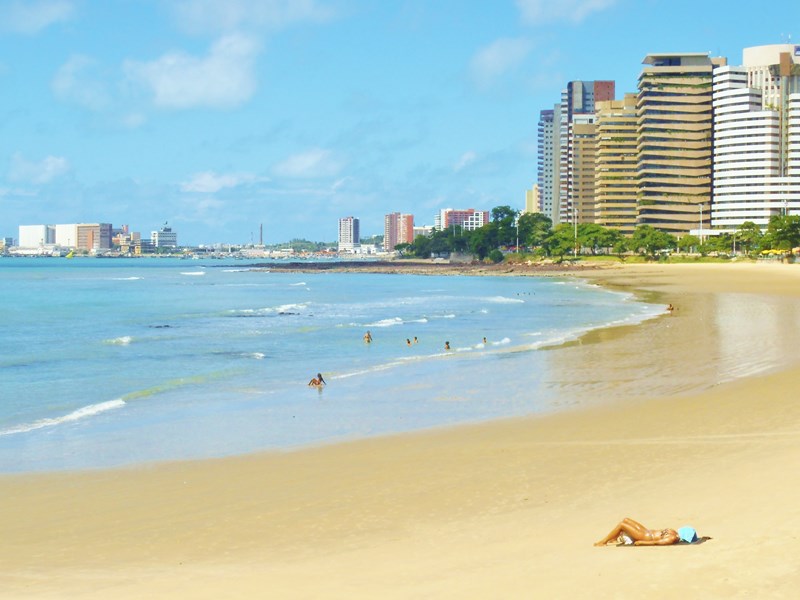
top-left (308, 373), bottom-right (326, 387)
top-left (667, 303), bottom-right (674, 312)
top-left (594, 518), bottom-right (680, 546)
top-left (444, 341), bottom-right (451, 350)
top-left (364, 331), bottom-right (372, 344)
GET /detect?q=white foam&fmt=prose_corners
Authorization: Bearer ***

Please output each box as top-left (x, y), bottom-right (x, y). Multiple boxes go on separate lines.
top-left (290, 282), bottom-right (307, 286)
top-left (181, 271), bottom-right (205, 276)
top-left (367, 317), bottom-right (404, 328)
top-left (486, 296), bottom-right (525, 304)
top-left (111, 276), bottom-right (142, 281)
top-left (0, 399), bottom-right (126, 436)
top-left (105, 336), bottom-right (132, 345)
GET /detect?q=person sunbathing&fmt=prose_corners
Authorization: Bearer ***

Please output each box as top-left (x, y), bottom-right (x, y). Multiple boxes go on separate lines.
top-left (594, 517), bottom-right (680, 546)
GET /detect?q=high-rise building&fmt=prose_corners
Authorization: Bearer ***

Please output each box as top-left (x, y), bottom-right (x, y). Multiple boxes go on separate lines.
top-left (636, 53), bottom-right (724, 235)
top-left (384, 212), bottom-right (414, 251)
top-left (711, 45), bottom-right (800, 229)
top-left (337, 216), bottom-right (360, 252)
top-left (557, 81), bottom-right (615, 226)
top-left (151, 222), bottom-right (177, 248)
top-left (537, 109), bottom-right (558, 222)
top-left (563, 116), bottom-right (598, 225)
top-left (595, 94), bottom-right (639, 235)
top-left (436, 208), bottom-right (489, 231)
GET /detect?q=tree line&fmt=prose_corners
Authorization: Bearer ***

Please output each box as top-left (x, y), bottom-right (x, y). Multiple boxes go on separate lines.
top-left (394, 205), bottom-right (800, 262)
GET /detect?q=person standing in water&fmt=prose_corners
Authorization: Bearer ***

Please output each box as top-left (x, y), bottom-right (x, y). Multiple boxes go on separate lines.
top-left (308, 373), bottom-right (326, 387)
top-left (364, 330), bottom-right (372, 344)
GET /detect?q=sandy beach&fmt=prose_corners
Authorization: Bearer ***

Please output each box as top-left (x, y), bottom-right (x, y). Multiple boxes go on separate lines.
top-left (3, 262), bottom-right (800, 598)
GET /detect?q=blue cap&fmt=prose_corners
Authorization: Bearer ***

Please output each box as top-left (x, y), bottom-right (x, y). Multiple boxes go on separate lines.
top-left (678, 526), bottom-right (698, 543)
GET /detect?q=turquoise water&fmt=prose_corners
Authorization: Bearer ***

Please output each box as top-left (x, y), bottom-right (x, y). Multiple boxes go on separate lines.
top-left (0, 257), bottom-right (663, 472)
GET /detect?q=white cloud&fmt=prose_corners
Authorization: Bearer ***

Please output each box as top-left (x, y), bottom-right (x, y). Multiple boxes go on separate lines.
top-left (0, 0), bottom-right (74, 34)
top-left (515, 0), bottom-right (617, 24)
top-left (124, 34), bottom-right (261, 109)
top-left (454, 151), bottom-right (477, 172)
top-left (470, 38), bottom-right (532, 89)
top-left (180, 171), bottom-right (265, 193)
top-left (8, 153), bottom-right (70, 184)
top-left (273, 148), bottom-right (344, 178)
top-left (52, 55), bottom-right (110, 110)
top-left (171, 0), bottom-right (334, 35)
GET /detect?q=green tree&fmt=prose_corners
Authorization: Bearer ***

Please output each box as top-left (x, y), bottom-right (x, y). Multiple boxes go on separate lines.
top-left (735, 221), bottom-right (763, 255)
top-left (544, 224), bottom-right (576, 260)
top-left (410, 234), bottom-right (431, 258)
top-left (491, 205), bottom-right (518, 247)
top-left (469, 224), bottom-right (498, 260)
top-left (677, 234), bottom-right (699, 253)
top-left (517, 212), bottom-right (553, 249)
top-left (766, 215), bottom-right (800, 250)
top-left (630, 225), bottom-right (677, 258)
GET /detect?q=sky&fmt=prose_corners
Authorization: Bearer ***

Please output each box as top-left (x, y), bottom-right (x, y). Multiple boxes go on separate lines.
top-left (0, 0), bottom-right (798, 246)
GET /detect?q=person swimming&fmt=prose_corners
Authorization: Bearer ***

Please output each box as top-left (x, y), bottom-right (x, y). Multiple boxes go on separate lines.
top-left (308, 373), bottom-right (326, 387)
top-left (444, 341), bottom-right (451, 350)
top-left (364, 330), bottom-right (372, 343)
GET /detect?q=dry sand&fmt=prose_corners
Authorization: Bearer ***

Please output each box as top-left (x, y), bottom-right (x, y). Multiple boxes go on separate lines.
top-left (3, 262), bottom-right (800, 599)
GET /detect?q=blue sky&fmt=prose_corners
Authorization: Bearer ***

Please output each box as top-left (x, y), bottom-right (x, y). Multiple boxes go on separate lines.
top-left (0, 0), bottom-right (797, 245)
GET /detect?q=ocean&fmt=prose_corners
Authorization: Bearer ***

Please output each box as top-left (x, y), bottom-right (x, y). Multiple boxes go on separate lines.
top-left (0, 257), bottom-right (665, 472)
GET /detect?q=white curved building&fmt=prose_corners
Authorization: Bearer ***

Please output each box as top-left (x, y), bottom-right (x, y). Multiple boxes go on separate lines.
top-left (711, 45), bottom-right (800, 229)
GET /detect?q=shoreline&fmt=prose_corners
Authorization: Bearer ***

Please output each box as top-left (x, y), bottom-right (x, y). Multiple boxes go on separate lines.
top-left (3, 262), bottom-right (800, 597)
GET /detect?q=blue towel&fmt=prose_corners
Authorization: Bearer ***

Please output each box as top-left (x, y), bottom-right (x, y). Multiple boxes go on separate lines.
top-left (678, 526), bottom-right (698, 543)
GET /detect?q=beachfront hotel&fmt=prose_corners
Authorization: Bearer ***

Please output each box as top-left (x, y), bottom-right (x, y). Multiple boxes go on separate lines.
top-left (337, 216), bottom-right (360, 252)
top-left (711, 45), bottom-right (800, 230)
top-left (556, 81), bottom-right (616, 227)
top-left (636, 53), bottom-right (723, 236)
top-left (595, 94), bottom-right (639, 235)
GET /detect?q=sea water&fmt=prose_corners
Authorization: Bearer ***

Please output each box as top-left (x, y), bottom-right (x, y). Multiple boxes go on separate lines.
top-left (0, 257), bottom-right (663, 472)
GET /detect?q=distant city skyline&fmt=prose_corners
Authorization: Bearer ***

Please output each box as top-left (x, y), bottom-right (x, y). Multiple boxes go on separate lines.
top-left (0, 1), bottom-right (796, 245)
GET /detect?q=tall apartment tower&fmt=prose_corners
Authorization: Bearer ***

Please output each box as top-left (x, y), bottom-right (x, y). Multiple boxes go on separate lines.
top-left (537, 109), bottom-right (558, 222)
top-left (636, 53), bottom-right (724, 235)
top-left (384, 212), bottom-right (414, 251)
top-left (567, 117), bottom-right (598, 225)
top-left (595, 93), bottom-right (639, 235)
top-left (712, 45), bottom-right (800, 229)
top-left (337, 216), bottom-right (360, 252)
top-left (555, 81), bottom-right (615, 226)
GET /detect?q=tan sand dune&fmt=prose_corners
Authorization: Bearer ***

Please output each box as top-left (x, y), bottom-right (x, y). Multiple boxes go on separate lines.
top-left (2, 262), bottom-right (800, 598)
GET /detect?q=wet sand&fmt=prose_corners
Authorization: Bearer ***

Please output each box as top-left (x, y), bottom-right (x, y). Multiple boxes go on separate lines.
top-left (2, 262), bottom-right (800, 598)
